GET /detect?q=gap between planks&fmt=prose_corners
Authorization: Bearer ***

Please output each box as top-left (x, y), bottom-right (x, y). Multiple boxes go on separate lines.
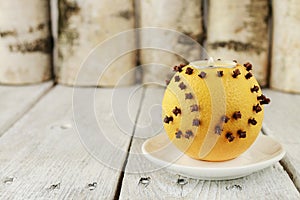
top-left (262, 89), bottom-right (300, 192)
top-left (261, 126), bottom-right (300, 192)
top-left (113, 86), bottom-right (146, 200)
top-left (0, 81), bottom-right (54, 137)
top-left (261, 125), bottom-right (300, 193)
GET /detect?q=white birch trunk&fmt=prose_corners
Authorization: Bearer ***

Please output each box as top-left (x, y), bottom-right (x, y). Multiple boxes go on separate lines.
top-left (56, 0), bottom-right (136, 86)
top-left (139, 0), bottom-right (204, 84)
top-left (271, 0), bottom-right (300, 93)
top-left (207, 0), bottom-right (269, 86)
top-left (0, 0), bottom-right (52, 85)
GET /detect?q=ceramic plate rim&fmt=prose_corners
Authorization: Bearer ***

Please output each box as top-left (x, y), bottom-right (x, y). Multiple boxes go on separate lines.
top-left (142, 133), bottom-right (286, 179)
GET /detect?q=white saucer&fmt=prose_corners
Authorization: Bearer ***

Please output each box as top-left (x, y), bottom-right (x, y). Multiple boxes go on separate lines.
top-left (142, 133), bottom-right (285, 180)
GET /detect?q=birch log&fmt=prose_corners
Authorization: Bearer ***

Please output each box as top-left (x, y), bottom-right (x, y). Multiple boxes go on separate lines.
top-left (207, 0), bottom-right (269, 86)
top-left (56, 0), bottom-right (136, 86)
top-left (139, 0), bottom-right (204, 84)
top-left (0, 0), bottom-right (52, 85)
top-left (271, 0), bottom-right (300, 93)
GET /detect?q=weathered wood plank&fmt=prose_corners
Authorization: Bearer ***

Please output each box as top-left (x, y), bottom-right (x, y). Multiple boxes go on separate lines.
top-left (119, 87), bottom-right (300, 199)
top-left (207, 0), bottom-right (269, 86)
top-left (271, 0), bottom-right (300, 93)
top-left (263, 89), bottom-right (300, 191)
top-left (0, 81), bottom-right (53, 136)
top-left (0, 85), bottom-right (143, 199)
top-left (0, 0), bottom-right (52, 84)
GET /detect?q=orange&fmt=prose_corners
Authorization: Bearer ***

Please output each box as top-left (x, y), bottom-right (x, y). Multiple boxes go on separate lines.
top-left (162, 61), bottom-right (270, 161)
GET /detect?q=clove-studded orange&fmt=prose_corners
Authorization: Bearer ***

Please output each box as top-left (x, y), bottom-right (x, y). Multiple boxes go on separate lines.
top-left (162, 61), bottom-right (270, 161)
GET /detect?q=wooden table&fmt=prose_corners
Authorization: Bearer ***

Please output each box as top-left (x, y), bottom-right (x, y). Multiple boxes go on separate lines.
top-left (0, 82), bottom-right (299, 199)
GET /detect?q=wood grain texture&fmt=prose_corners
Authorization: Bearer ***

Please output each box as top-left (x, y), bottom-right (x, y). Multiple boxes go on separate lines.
top-left (271, 0), bottom-right (300, 93)
top-left (207, 0), bottom-right (269, 86)
top-left (0, 86), bottom-right (143, 199)
top-left (139, 0), bottom-right (204, 85)
top-left (56, 0), bottom-right (136, 86)
top-left (0, 0), bottom-right (52, 84)
top-left (0, 81), bottom-right (53, 136)
top-left (263, 89), bottom-right (300, 191)
top-left (119, 87), bottom-right (300, 199)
